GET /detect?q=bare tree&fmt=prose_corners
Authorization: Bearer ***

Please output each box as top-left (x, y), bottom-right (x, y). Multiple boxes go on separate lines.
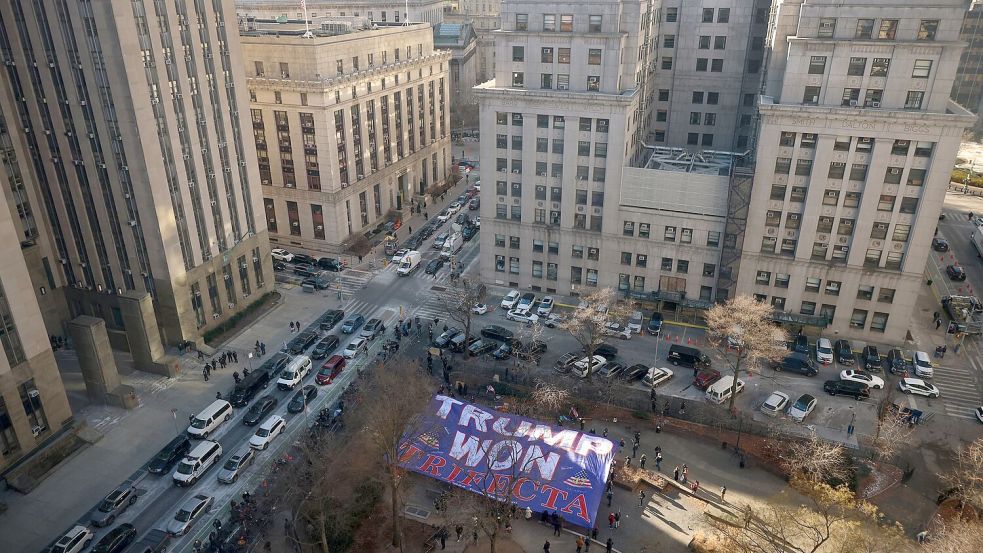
top-left (943, 437), bottom-right (983, 515)
top-left (434, 277), bottom-right (486, 352)
top-left (353, 353), bottom-right (436, 550)
top-left (342, 232), bottom-right (372, 257)
top-left (775, 431), bottom-right (851, 486)
top-left (706, 296), bottom-right (789, 412)
top-left (507, 317), bottom-right (545, 376)
top-left (710, 475), bottom-right (908, 553)
top-left (927, 519), bottom-right (983, 553)
top-left (559, 288), bottom-right (632, 379)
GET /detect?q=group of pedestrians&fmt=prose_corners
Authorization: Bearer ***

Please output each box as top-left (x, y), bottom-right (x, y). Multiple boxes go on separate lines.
top-left (202, 349), bottom-right (241, 381)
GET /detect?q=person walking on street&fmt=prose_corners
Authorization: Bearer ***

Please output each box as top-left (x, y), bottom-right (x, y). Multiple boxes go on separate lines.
top-left (607, 490), bottom-right (613, 507)
top-left (455, 525), bottom-right (464, 542)
top-left (203, 367), bottom-right (209, 381)
top-left (682, 465), bottom-right (689, 483)
top-left (576, 536), bottom-right (585, 553)
top-left (289, 321), bottom-right (295, 332)
top-left (638, 490), bottom-right (646, 506)
top-left (608, 512), bottom-right (615, 529)
top-left (632, 441), bottom-right (639, 457)
top-left (552, 518), bottom-right (561, 536)
top-left (656, 452), bottom-right (663, 471)
top-left (543, 540), bottom-right (551, 553)
top-left (674, 465), bottom-right (680, 481)
top-left (614, 511), bottom-right (621, 528)
top-left (640, 454), bottom-right (647, 469)
top-left (438, 528), bottom-right (447, 550)
top-left (720, 486), bottom-right (727, 501)
top-left (605, 538), bottom-right (613, 553)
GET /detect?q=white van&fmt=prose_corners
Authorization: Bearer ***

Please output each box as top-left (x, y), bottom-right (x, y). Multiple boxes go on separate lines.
top-left (705, 375), bottom-right (745, 404)
top-left (186, 399), bottom-right (233, 439)
top-left (172, 440), bottom-right (223, 486)
top-left (911, 350), bottom-right (934, 378)
top-left (277, 355), bottom-right (312, 390)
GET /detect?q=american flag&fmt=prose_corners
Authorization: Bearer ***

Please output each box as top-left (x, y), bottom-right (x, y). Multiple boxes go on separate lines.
top-left (563, 470), bottom-right (593, 489)
top-left (416, 430), bottom-right (441, 449)
top-left (300, 0), bottom-right (306, 9)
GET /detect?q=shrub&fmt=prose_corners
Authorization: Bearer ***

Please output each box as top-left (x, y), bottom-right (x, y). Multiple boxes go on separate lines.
top-left (202, 292), bottom-right (275, 344)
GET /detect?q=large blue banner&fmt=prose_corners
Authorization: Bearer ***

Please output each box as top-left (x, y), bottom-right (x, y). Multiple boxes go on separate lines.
top-left (398, 395), bottom-right (616, 527)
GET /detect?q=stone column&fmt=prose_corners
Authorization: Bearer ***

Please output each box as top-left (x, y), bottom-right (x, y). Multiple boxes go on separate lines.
top-left (67, 316), bottom-right (120, 403)
top-left (118, 291), bottom-right (175, 376)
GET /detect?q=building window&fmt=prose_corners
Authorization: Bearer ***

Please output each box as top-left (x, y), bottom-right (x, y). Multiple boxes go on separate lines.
top-left (837, 218), bottom-right (854, 236)
top-left (871, 58), bottom-right (890, 77)
top-left (699, 36), bottom-right (711, 49)
top-left (795, 159), bottom-right (813, 176)
top-left (811, 242), bottom-right (828, 260)
top-left (864, 249), bottom-right (881, 268)
top-left (775, 273), bottom-right (790, 288)
top-left (636, 254), bottom-right (648, 268)
top-left (586, 269), bottom-right (598, 287)
top-left (790, 187), bottom-right (808, 202)
top-left (761, 236), bottom-right (777, 253)
top-left (663, 57), bottom-right (674, 70)
top-left (512, 72), bottom-right (524, 87)
top-left (870, 312), bottom-right (889, 332)
top-left (515, 13), bottom-right (528, 30)
top-left (509, 257), bottom-right (520, 274)
top-left (856, 19), bottom-right (874, 39)
top-left (877, 195), bottom-right (896, 211)
top-left (885, 252), bottom-right (904, 270)
top-left (589, 15), bottom-right (602, 32)
top-left (711, 59), bottom-right (724, 72)
top-left (905, 91), bottom-right (924, 110)
top-left (560, 14), bottom-right (574, 32)
top-left (781, 239), bottom-right (797, 256)
top-left (512, 46), bottom-right (525, 62)
top-left (878, 19), bottom-right (898, 40)
top-left (818, 17), bottom-right (836, 37)
top-left (848, 57), bottom-right (867, 76)
top-left (850, 309), bottom-right (868, 329)
top-left (664, 226), bottom-right (676, 241)
top-left (702, 8), bottom-right (714, 23)
top-left (899, 197), bottom-right (919, 214)
top-left (717, 8), bottom-right (730, 22)
top-left (808, 56), bottom-right (827, 74)
top-left (756, 271), bottom-right (771, 285)
top-left (588, 49), bottom-right (602, 65)
top-left (785, 213), bottom-right (801, 229)
top-left (912, 59), bottom-right (932, 78)
top-left (771, 184), bottom-right (787, 200)
top-left (543, 14), bottom-right (556, 31)
top-left (771, 297), bottom-right (786, 310)
top-left (666, 8), bottom-right (678, 22)
top-left (843, 192), bottom-right (861, 208)
top-left (878, 288), bottom-right (896, 303)
top-left (677, 260), bottom-right (689, 274)
top-left (621, 252), bottom-right (632, 265)
top-left (623, 221), bottom-right (635, 236)
top-left (0, 282), bottom-right (26, 366)
top-left (918, 20), bottom-right (939, 40)
top-left (532, 261), bottom-right (543, 278)
top-left (663, 35), bottom-right (675, 48)
top-left (914, 142), bottom-right (934, 157)
top-left (661, 257), bottom-right (673, 271)
top-left (817, 216), bottom-right (834, 233)
top-left (541, 47), bottom-right (554, 63)
top-left (850, 164), bottom-right (869, 181)
top-left (571, 266), bottom-right (582, 284)
top-left (801, 301), bottom-right (817, 316)
top-left (825, 281), bottom-right (841, 296)
top-left (884, 167), bottom-right (903, 184)
top-left (707, 231), bottom-right (720, 247)
top-left (765, 210), bottom-right (781, 227)
top-left (828, 162), bottom-right (846, 179)
top-left (907, 169), bottom-right (926, 186)
top-left (870, 222), bottom-right (888, 240)
top-left (702, 263), bottom-right (715, 277)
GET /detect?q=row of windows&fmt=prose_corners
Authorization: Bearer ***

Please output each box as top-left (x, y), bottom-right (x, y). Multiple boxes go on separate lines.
top-left (759, 237), bottom-right (905, 270)
top-left (765, 209), bottom-right (911, 242)
top-left (510, 71), bottom-right (603, 91)
top-left (253, 44), bottom-right (424, 79)
top-left (756, 272), bottom-right (896, 303)
top-left (756, 295), bottom-right (891, 333)
top-left (816, 17), bottom-right (938, 41)
top-left (495, 138), bottom-right (608, 157)
top-left (518, 46), bottom-right (603, 66)
top-left (662, 7), bottom-right (731, 24)
top-left (514, 13), bottom-right (602, 33)
top-left (622, 221), bottom-right (721, 247)
top-left (494, 113), bottom-right (611, 132)
top-left (779, 135), bottom-right (934, 157)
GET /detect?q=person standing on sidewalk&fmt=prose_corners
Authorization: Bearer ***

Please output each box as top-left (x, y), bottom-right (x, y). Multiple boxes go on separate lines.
top-left (720, 486), bottom-right (727, 501)
top-left (576, 535), bottom-right (585, 553)
top-left (607, 489), bottom-right (613, 507)
top-left (640, 454), bottom-right (647, 469)
top-left (674, 465), bottom-right (680, 481)
top-left (605, 538), bottom-right (613, 553)
top-left (638, 490), bottom-right (646, 506)
top-left (614, 511), bottom-right (621, 528)
top-left (656, 452), bottom-right (662, 471)
top-left (543, 539), bottom-right (551, 553)
top-left (608, 512), bottom-right (615, 529)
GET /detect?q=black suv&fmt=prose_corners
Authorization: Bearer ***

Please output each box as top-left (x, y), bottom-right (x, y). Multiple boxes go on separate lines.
top-left (291, 253), bottom-right (317, 266)
top-left (433, 327), bottom-right (461, 348)
top-left (319, 310), bottom-right (345, 331)
top-left (861, 345), bottom-right (881, 371)
top-left (823, 380), bottom-right (870, 400)
top-left (243, 395), bottom-right (278, 426)
top-left (317, 257), bottom-right (344, 271)
top-left (833, 339), bottom-right (854, 365)
top-left (148, 435), bottom-right (192, 475)
top-left (885, 348), bottom-right (908, 375)
top-left (311, 336), bottom-right (339, 360)
top-left (791, 335), bottom-right (810, 354)
top-left (773, 353), bottom-right (819, 376)
top-left (288, 331), bottom-right (318, 354)
top-left (481, 325), bottom-right (514, 343)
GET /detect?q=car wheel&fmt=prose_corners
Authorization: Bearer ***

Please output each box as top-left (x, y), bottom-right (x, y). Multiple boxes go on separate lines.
top-left (107, 514), bottom-right (115, 526)
top-left (903, 388), bottom-right (911, 394)
top-left (828, 391), bottom-right (835, 396)
top-left (130, 495), bottom-right (138, 505)
top-left (225, 413), bottom-right (232, 422)
top-left (932, 393), bottom-right (940, 398)
top-left (263, 442), bottom-right (269, 450)
top-left (855, 395), bottom-right (862, 401)
top-left (232, 474), bottom-right (238, 483)
top-left (670, 360), bottom-right (678, 366)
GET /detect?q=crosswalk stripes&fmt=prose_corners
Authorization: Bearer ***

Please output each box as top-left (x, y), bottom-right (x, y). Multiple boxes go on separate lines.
top-left (931, 361), bottom-right (982, 420)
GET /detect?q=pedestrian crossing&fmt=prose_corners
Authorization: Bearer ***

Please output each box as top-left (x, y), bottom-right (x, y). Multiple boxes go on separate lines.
top-left (379, 258), bottom-right (457, 284)
top-left (334, 269), bottom-right (375, 296)
top-left (932, 357), bottom-right (982, 420)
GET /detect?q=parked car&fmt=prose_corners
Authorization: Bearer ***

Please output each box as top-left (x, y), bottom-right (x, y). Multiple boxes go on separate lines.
top-left (543, 314), bottom-right (564, 328)
top-left (592, 343), bottom-right (619, 359)
top-left (571, 355), bottom-right (608, 378)
top-left (447, 201), bottom-right (462, 214)
top-left (834, 339), bottom-right (854, 365)
top-left (647, 312), bottom-right (664, 335)
top-left (311, 336), bottom-right (340, 360)
top-left (148, 435), bottom-right (192, 475)
top-left (861, 345), bottom-right (882, 371)
top-left (481, 325), bottom-right (514, 342)
top-left (468, 339), bottom-right (497, 356)
top-left (288, 385), bottom-right (318, 413)
top-left (627, 311), bottom-right (644, 334)
top-left (291, 253), bottom-right (317, 266)
top-left (341, 314), bottom-right (365, 333)
top-left (342, 337), bottom-right (368, 359)
top-left (472, 303), bottom-right (488, 315)
top-left (468, 197), bottom-right (480, 210)
top-left (772, 353), bottom-right (819, 376)
top-left (760, 391), bottom-right (790, 416)
top-left (553, 352), bottom-right (581, 373)
top-left (243, 395), bottom-right (278, 426)
top-left (425, 258), bottom-right (445, 274)
top-left (91, 524), bottom-right (137, 553)
top-left (666, 344), bottom-right (709, 368)
top-left (787, 394), bottom-right (818, 422)
top-left (433, 327), bottom-right (462, 348)
top-left (506, 309), bottom-right (539, 324)
top-left (815, 338), bottom-right (834, 364)
top-left (50, 526), bottom-right (94, 553)
top-left (92, 485), bottom-right (139, 527)
top-left (602, 322), bottom-right (632, 340)
top-left (839, 369), bottom-right (885, 389)
top-left (391, 249), bottom-right (409, 263)
top-left (823, 380), bottom-right (871, 400)
top-left (271, 248), bottom-right (294, 262)
top-left (899, 377), bottom-right (940, 398)
top-left (491, 341), bottom-right (513, 359)
top-left (500, 290), bottom-right (521, 309)
top-left (693, 368), bottom-right (722, 390)
top-left (360, 318), bottom-right (386, 339)
top-left (642, 367), bottom-right (674, 387)
top-left (537, 296), bottom-right (555, 316)
top-left (217, 447), bottom-right (256, 484)
top-left (946, 264), bottom-right (967, 281)
top-left (517, 292), bottom-right (537, 310)
top-left (622, 363), bottom-right (650, 381)
top-left (885, 348), bottom-right (909, 375)
top-left (515, 340), bottom-right (548, 361)
top-left (791, 335), bottom-right (809, 354)
top-left (932, 237), bottom-right (950, 251)
top-left (315, 355), bottom-right (346, 385)
top-left (273, 261), bottom-right (286, 272)
top-left (597, 362), bottom-right (626, 379)
top-left (912, 350), bottom-right (934, 378)
top-left (288, 331), bottom-right (318, 355)
top-left (249, 415), bottom-right (287, 450)
top-left (167, 494), bottom-right (213, 535)
top-left (433, 232), bottom-right (449, 248)
top-left (317, 257), bottom-right (345, 271)
top-left (461, 224), bottom-right (478, 241)
top-left (975, 406), bottom-right (983, 423)
top-left (451, 333), bottom-right (479, 353)
top-left (292, 264), bottom-right (316, 278)
top-left (319, 310), bottom-right (344, 331)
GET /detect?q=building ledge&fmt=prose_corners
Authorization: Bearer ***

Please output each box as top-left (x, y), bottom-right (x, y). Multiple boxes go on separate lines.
top-left (759, 95), bottom-right (976, 124)
top-left (473, 80), bottom-right (638, 104)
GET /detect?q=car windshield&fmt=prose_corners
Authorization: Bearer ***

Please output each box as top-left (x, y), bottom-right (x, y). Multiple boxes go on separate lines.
top-left (174, 509), bottom-right (193, 522)
top-left (282, 370), bottom-right (297, 379)
top-left (223, 458), bottom-right (240, 470)
top-left (794, 399), bottom-right (811, 410)
top-left (292, 391), bottom-right (304, 402)
top-left (256, 428), bottom-right (271, 437)
top-left (817, 343), bottom-right (832, 353)
top-left (176, 461), bottom-right (195, 475)
top-left (190, 418), bottom-right (207, 429)
top-left (98, 499), bottom-right (116, 512)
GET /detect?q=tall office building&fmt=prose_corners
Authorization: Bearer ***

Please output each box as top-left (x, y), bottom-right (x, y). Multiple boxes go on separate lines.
top-left (240, 18), bottom-right (452, 252)
top-left (732, 0), bottom-right (975, 341)
top-left (234, 0), bottom-right (446, 26)
top-left (649, 0), bottom-right (771, 152)
top-left (0, 0), bottom-right (271, 349)
top-left (476, 0), bottom-right (658, 293)
top-left (952, 0), bottom-right (983, 132)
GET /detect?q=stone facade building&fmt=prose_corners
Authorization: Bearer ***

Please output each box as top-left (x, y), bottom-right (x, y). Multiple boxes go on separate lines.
top-left (234, 0), bottom-right (446, 25)
top-left (241, 19), bottom-right (452, 253)
top-left (732, 0), bottom-right (975, 341)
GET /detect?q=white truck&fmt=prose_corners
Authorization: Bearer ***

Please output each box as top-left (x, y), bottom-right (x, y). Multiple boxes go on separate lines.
top-left (396, 251), bottom-right (422, 275)
top-left (973, 226), bottom-right (983, 258)
top-left (440, 233), bottom-right (463, 260)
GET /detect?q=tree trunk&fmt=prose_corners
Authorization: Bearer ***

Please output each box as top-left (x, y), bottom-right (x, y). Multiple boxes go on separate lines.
top-left (318, 513), bottom-right (330, 553)
top-left (489, 531), bottom-right (497, 553)
top-left (390, 478), bottom-right (403, 550)
top-left (728, 355), bottom-right (742, 412)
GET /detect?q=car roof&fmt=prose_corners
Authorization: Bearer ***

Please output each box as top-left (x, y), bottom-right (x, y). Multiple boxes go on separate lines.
top-left (796, 394), bottom-right (816, 403)
top-left (182, 495), bottom-right (208, 510)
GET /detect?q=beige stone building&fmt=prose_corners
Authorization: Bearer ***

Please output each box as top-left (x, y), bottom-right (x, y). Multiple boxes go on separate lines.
top-left (241, 19), bottom-right (452, 252)
top-left (731, 0), bottom-right (975, 341)
top-left (476, 0), bottom-right (661, 295)
top-left (0, 0), bottom-right (271, 351)
top-left (234, 0), bottom-right (446, 25)
top-left (952, 0), bottom-right (983, 132)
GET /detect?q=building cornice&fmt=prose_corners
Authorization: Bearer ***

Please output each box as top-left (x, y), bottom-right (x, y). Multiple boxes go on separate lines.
top-left (245, 51), bottom-right (452, 92)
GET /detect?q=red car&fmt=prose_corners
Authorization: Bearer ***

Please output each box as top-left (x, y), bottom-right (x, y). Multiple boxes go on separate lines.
top-left (315, 355), bottom-right (346, 385)
top-left (693, 369), bottom-right (722, 390)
